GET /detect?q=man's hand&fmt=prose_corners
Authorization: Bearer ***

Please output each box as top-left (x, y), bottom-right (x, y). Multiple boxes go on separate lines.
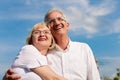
top-left (3, 69), bottom-right (21, 80)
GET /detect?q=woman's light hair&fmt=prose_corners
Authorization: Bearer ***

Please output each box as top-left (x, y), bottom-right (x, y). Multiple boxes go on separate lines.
top-left (44, 8), bottom-right (67, 24)
top-left (26, 22), bottom-right (55, 49)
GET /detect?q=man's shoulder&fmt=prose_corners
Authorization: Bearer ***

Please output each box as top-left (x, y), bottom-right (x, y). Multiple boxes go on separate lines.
top-left (70, 40), bottom-right (88, 46)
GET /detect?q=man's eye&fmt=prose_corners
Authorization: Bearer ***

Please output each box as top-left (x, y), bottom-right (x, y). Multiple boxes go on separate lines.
top-left (58, 17), bottom-right (63, 21)
top-left (49, 19), bottom-right (54, 23)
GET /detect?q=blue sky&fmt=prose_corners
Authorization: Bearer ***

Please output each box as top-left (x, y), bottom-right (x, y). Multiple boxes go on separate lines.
top-left (0, 0), bottom-right (120, 79)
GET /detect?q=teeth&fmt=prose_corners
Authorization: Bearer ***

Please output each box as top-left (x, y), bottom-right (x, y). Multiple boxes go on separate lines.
top-left (54, 25), bottom-right (62, 30)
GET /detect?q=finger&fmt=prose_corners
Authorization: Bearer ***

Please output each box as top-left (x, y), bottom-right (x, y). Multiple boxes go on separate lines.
top-left (7, 75), bottom-right (21, 80)
top-left (7, 69), bottom-right (14, 74)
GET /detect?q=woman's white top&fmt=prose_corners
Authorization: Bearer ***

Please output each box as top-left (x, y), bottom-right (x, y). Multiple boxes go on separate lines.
top-left (12, 45), bottom-right (47, 80)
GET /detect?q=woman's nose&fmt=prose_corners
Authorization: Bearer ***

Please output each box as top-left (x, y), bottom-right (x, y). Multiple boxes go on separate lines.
top-left (39, 31), bottom-right (45, 36)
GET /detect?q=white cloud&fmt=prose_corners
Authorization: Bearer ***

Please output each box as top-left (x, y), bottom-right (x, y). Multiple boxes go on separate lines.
top-left (99, 56), bottom-right (120, 78)
top-left (112, 19), bottom-right (120, 33)
top-left (48, 0), bottom-right (117, 37)
top-left (89, 0), bottom-right (116, 16)
top-left (118, 36), bottom-right (120, 44)
top-left (0, 13), bottom-right (42, 20)
top-left (0, 0), bottom-right (45, 20)
top-left (0, 0), bottom-right (118, 37)
top-left (0, 42), bottom-right (23, 55)
top-left (96, 18), bottom-right (120, 36)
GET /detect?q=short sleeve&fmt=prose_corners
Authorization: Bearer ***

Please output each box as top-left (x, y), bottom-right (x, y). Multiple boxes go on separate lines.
top-left (12, 45), bottom-right (48, 69)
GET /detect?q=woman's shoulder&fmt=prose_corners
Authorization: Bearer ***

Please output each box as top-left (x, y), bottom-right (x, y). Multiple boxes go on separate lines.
top-left (21, 45), bottom-right (37, 51)
top-left (20, 45), bottom-right (38, 54)
top-left (22, 45), bottom-right (34, 49)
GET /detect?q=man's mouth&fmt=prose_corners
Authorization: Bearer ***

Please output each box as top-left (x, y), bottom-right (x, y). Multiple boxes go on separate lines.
top-left (53, 25), bottom-right (63, 31)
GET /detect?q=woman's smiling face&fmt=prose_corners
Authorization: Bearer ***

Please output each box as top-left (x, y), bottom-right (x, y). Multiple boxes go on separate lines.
top-left (32, 23), bottom-right (52, 49)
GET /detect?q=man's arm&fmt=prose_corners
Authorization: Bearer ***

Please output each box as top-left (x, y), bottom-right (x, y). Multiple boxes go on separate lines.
top-left (3, 69), bottom-right (21, 80)
top-left (31, 65), bottom-right (68, 80)
top-left (3, 67), bottom-right (68, 80)
top-left (86, 44), bottom-right (101, 80)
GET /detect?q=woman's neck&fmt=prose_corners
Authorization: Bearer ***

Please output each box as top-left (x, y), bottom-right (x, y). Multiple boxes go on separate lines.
top-left (39, 49), bottom-right (48, 56)
top-left (34, 45), bottom-right (48, 56)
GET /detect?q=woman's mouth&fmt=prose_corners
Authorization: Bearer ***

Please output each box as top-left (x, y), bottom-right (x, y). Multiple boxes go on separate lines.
top-left (38, 38), bottom-right (46, 41)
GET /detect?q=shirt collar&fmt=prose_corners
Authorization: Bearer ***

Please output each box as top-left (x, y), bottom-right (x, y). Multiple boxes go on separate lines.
top-left (55, 39), bottom-right (71, 52)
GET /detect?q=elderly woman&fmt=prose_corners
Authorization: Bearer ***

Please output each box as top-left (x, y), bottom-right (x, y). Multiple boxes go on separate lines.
top-left (9, 22), bottom-right (67, 80)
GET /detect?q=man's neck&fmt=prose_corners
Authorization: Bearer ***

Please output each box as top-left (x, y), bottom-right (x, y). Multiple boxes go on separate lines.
top-left (55, 36), bottom-right (69, 50)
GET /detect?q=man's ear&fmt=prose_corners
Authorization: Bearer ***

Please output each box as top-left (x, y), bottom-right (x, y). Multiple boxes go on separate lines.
top-left (66, 22), bottom-right (70, 29)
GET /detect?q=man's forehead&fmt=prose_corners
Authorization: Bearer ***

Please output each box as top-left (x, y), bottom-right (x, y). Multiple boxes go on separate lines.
top-left (35, 27), bottom-right (49, 30)
top-left (48, 11), bottom-right (62, 18)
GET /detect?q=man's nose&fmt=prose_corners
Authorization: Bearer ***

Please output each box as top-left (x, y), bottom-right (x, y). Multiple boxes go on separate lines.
top-left (54, 19), bottom-right (60, 24)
